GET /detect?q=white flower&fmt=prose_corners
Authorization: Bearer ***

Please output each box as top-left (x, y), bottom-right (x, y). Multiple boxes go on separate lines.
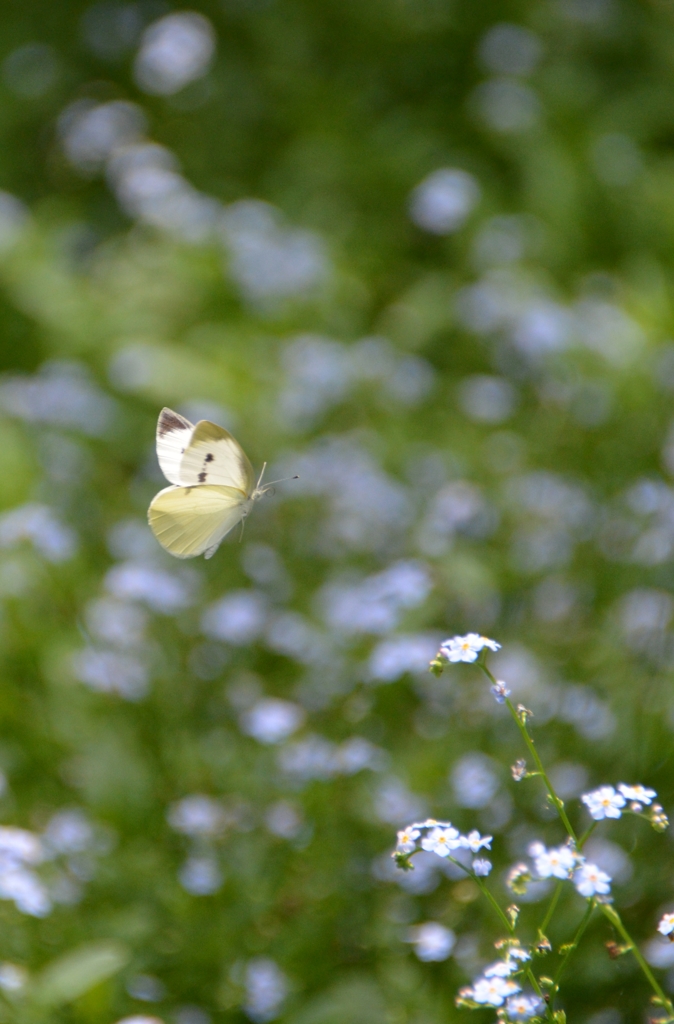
top-left (396, 827), bottom-right (420, 853)
top-left (506, 994), bottom-right (544, 1020)
top-left (407, 921), bottom-right (455, 961)
top-left (461, 829), bottom-right (493, 852)
top-left (484, 959), bottom-right (516, 978)
top-left (658, 912), bottom-right (674, 937)
top-left (574, 862), bottom-right (611, 898)
top-left (421, 826), bottom-right (462, 857)
top-left (618, 783), bottom-right (656, 806)
top-left (472, 858), bottom-right (492, 876)
top-left (508, 947), bottom-right (531, 962)
top-left (439, 633), bottom-right (501, 663)
top-left (471, 977), bottom-right (520, 1006)
top-left (532, 844), bottom-right (576, 880)
top-left (581, 786), bottom-right (626, 821)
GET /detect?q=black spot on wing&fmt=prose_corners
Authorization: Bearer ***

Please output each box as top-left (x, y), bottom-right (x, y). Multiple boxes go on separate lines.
top-left (198, 471), bottom-right (207, 483)
top-left (205, 453), bottom-right (214, 462)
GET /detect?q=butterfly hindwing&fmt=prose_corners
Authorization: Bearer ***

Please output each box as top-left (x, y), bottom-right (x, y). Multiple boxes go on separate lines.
top-left (178, 420), bottom-right (255, 492)
top-left (148, 484), bottom-right (249, 559)
top-left (156, 408), bottom-right (195, 485)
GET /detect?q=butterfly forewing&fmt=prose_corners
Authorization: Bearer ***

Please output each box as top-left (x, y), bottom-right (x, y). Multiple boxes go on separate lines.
top-left (178, 420), bottom-right (255, 492)
top-left (148, 484), bottom-right (249, 559)
top-left (156, 408), bottom-right (195, 485)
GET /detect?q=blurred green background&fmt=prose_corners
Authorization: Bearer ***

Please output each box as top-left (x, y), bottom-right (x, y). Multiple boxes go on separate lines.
top-left (0, 0), bottom-right (674, 1021)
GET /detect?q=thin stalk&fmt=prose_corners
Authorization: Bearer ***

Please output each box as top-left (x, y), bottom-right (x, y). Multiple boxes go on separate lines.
top-left (577, 820), bottom-right (598, 851)
top-left (550, 900), bottom-right (594, 999)
top-left (538, 881), bottom-right (563, 937)
top-left (600, 904), bottom-right (674, 1014)
top-left (483, 662), bottom-right (578, 843)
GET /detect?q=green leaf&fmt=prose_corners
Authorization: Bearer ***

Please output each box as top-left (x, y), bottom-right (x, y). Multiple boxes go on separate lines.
top-left (30, 941), bottom-right (130, 1007)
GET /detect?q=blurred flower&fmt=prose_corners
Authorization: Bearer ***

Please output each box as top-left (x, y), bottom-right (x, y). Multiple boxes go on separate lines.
top-left (179, 856), bottom-right (222, 896)
top-left (468, 976), bottom-right (520, 1006)
top-left (0, 360), bottom-right (117, 436)
top-left (658, 912), bottom-right (674, 938)
top-left (491, 680), bottom-right (510, 704)
top-left (407, 921), bottom-right (455, 961)
top-left (43, 810), bottom-right (94, 856)
top-left (85, 597), bottom-right (147, 650)
top-left (72, 648), bottom-right (149, 700)
top-left (201, 591), bottom-right (267, 644)
top-left (477, 23), bottom-right (543, 77)
top-left (59, 100), bottom-right (146, 173)
top-left (582, 786), bottom-right (626, 821)
top-left (3, 42), bottom-right (60, 98)
top-left (458, 374), bottom-right (517, 423)
top-left (368, 634), bottom-right (439, 683)
top-left (127, 975), bottom-right (166, 1002)
top-left (396, 826), bottom-right (420, 853)
top-left (279, 735), bottom-right (383, 783)
top-left (472, 858), bottom-right (492, 876)
top-left (472, 79), bottom-right (540, 134)
top-left (408, 168), bottom-right (480, 234)
top-left (507, 863), bottom-right (532, 895)
top-left (617, 783), bottom-right (656, 806)
top-left (574, 862), bottom-right (611, 898)
top-left (0, 963), bottom-right (27, 992)
top-left (134, 12), bottom-right (216, 95)
top-left (0, 192), bottom-right (29, 251)
top-left (221, 200), bottom-right (327, 303)
top-left (461, 830), bottom-right (492, 852)
top-left (451, 753), bottom-right (500, 808)
top-left (0, 503), bottom-right (76, 562)
top-left (322, 561), bottom-right (431, 635)
top-left (105, 561), bottom-right (194, 613)
top-left (264, 801), bottom-right (302, 839)
top-left (374, 778), bottom-right (426, 826)
top-left (240, 699), bottom-right (305, 745)
top-left (506, 994), bottom-right (544, 1020)
top-left (168, 796), bottom-right (226, 837)
top-left (243, 958), bottom-right (288, 1023)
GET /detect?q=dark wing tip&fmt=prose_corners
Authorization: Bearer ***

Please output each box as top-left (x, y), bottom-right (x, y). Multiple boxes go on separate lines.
top-left (158, 407), bottom-right (192, 437)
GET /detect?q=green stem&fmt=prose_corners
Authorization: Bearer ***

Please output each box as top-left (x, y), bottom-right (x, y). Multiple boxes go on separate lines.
top-left (539, 881), bottom-right (563, 937)
top-left (577, 820), bottom-right (598, 851)
top-left (551, 900), bottom-right (594, 999)
top-left (600, 905), bottom-right (674, 1014)
top-left (480, 663), bottom-right (578, 841)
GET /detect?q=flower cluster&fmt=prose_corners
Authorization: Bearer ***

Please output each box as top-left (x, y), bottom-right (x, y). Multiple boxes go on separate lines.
top-left (395, 819), bottom-right (492, 874)
top-left (508, 840), bottom-right (612, 900)
top-left (581, 783), bottom-right (667, 830)
top-left (457, 943), bottom-right (536, 1013)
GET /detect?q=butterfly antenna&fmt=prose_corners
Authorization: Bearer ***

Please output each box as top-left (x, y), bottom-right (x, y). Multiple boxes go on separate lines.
top-left (263, 474), bottom-right (300, 487)
top-left (256, 462), bottom-right (267, 489)
top-left (239, 517), bottom-right (246, 543)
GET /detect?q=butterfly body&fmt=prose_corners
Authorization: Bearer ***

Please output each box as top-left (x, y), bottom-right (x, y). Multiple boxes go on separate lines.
top-left (148, 407), bottom-right (268, 559)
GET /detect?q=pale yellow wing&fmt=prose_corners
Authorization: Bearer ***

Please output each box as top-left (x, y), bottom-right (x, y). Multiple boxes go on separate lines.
top-left (178, 420), bottom-right (255, 493)
top-left (148, 484), bottom-right (248, 559)
top-left (156, 408), bottom-right (195, 485)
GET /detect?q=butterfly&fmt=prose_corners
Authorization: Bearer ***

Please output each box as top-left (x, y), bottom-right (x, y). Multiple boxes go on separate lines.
top-left (148, 408), bottom-right (292, 559)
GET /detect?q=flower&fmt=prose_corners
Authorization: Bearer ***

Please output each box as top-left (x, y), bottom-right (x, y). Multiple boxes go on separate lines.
top-left (531, 843), bottom-right (576, 880)
top-left (407, 921), bottom-right (455, 961)
top-left (421, 825), bottom-right (462, 857)
top-left (491, 680), bottom-right (510, 703)
top-left (581, 786), bottom-right (626, 821)
top-left (461, 829), bottom-right (493, 852)
top-left (617, 783), bottom-right (656, 806)
top-left (508, 946), bottom-right (531, 962)
top-left (438, 633), bottom-right (501, 664)
top-left (574, 862), bottom-right (612, 898)
top-left (472, 857), bottom-right (492, 876)
top-left (471, 977), bottom-right (520, 1006)
top-left (658, 912), bottom-right (674, 938)
top-left (484, 959), bottom-right (516, 978)
top-left (396, 826), bottom-right (420, 853)
top-left (506, 993), bottom-right (545, 1020)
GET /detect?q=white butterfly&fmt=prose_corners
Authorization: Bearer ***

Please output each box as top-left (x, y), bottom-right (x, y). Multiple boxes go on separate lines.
top-left (148, 408), bottom-right (285, 559)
